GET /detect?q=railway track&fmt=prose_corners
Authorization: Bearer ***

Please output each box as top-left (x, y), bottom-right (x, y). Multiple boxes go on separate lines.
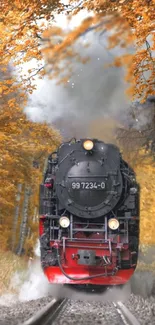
top-left (22, 297), bottom-right (141, 325)
top-left (21, 299), bottom-right (66, 325)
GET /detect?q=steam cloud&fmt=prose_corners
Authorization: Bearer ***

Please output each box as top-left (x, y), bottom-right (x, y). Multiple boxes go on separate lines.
top-left (25, 23), bottom-right (132, 140)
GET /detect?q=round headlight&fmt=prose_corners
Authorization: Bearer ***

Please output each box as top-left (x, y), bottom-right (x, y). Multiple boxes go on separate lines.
top-left (59, 216), bottom-right (70, 228)
top-left (108, 218), bottom-right (119, 230)
top-left (83, 140), bottom-right (94, 151)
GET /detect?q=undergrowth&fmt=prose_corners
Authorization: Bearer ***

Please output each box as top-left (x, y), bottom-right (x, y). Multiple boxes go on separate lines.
top-left (0, 250), bottom-right (27, 295)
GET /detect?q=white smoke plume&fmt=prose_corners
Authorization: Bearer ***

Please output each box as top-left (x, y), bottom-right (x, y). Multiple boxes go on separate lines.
top-left (24, 11), bottom-right (132, 140)
top-left (0, 241), bottom-right (53, 306)
top-left (9, 241), bottom-right (53, 302)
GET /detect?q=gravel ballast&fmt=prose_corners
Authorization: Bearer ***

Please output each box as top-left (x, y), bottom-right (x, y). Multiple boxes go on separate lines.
top-left (1, 277), bottom-right (155, 325)
top-left (0, 296), bottom-right (53, 325)
top-left (52, 299), bottom-right (128, 325)
top-left (0, 294), bottom-right (155, 325)
top-left (126, 294), bottom-right (155, 325)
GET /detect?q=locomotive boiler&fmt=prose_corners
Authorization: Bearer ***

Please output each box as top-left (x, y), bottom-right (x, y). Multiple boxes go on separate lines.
top-left (39, 138), bottom-right (140, 289)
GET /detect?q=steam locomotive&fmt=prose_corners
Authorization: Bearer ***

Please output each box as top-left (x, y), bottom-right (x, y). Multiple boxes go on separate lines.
top-left (39, 138), bottom-right (139, 290)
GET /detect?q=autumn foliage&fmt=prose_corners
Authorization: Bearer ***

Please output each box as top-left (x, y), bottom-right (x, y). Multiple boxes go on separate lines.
top-left (42, 0), bottom-right (155, 102)
top-left (0, 0), bottom-right (155, 256)
top-left (0, 65), bottom-right (61, 254)
top-left (0, 1), bottom-right (154, 100)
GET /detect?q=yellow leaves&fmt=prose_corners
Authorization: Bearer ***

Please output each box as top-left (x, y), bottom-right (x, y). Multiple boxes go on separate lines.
top-left (0, 61), bottom-right (61, 253)
top-left (117, 54), bottom-right (133, 66)
top-left (125, 85), bottom-right (136, 99)
top-left (0, 2), bottom-right (55, 94)
top-left (5, 79), bottom-right (14, 85)
top-left (43, 16), bottom-right (96, 56)
top-left (8, 98), bottom-right (16, 107)
top-left (135, 161), bottom-right (155, 245)
top-left (43, 26), bottom-right (63, 39)
top-left (0, 84), bottom-right (9, 92)
top-left (41, 1), bottom-right (155, 102)
top-left (1, 0), bottom-right (153, 102)
top-left (120, 148), bottom-right (155, 245)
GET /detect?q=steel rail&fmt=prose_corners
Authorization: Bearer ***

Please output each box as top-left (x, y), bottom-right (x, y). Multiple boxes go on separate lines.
top-left (20, 297), bottom-right (140, 325)
top-left (114, 302), bottom-right (141, 325)
top-left (21, 298), bottom-right (67, 325)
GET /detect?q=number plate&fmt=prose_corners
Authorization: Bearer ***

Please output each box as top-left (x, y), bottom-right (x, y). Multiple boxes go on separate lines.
top-left (71, 181), bottom-right (105, 190)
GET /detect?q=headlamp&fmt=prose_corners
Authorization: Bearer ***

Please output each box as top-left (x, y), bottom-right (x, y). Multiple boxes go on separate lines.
top-left (108, 218), bottom-right (119, 230)
top-left (83, 140), bottom-right (94, 151)
top-left (59, 216), bottom-right (70, 228)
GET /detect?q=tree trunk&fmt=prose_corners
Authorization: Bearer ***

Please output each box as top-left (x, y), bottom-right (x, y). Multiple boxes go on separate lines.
top-left (32, 206), bottom-right (38, 223)
top-left (12, 183), bottom-right (22, 252)
top-left (16, 186), bottom-right (31, 256)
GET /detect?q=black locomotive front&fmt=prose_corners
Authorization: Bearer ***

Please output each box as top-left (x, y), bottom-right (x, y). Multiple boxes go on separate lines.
top-left (54, 139), bottom-right (137, 220)
top-left (39, 138), bottom-right (139, 285)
